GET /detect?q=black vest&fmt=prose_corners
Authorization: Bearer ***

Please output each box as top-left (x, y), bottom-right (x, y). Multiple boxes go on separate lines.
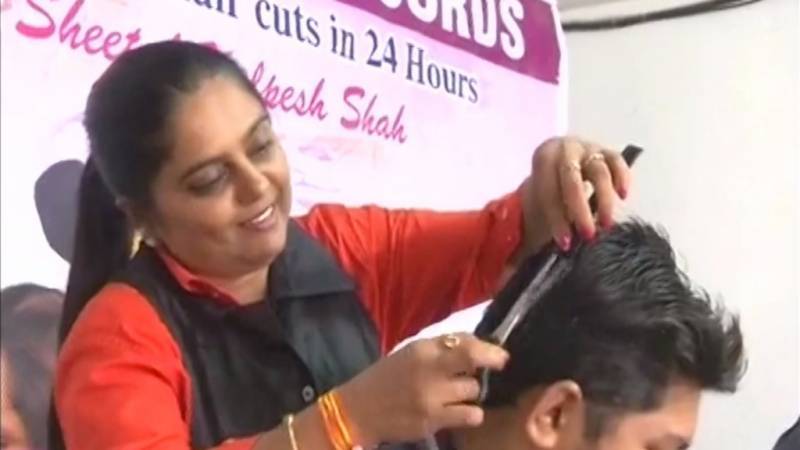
top-left (118, 221), bottom-right (383, 447)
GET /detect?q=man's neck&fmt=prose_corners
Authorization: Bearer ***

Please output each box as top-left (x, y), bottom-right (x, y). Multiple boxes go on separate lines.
top-left (449, 409), bottom-right (528, 450)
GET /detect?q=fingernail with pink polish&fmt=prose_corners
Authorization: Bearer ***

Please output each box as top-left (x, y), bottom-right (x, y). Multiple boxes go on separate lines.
top-left (559, 235), bottom-right (572, 251)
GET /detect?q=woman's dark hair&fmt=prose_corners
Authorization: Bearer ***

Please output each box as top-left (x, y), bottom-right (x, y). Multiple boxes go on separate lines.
top-left (1, 283), bottom-right (64, 449)
top-left (60, 41), bottom-right (262, 345)
top-left (479, 220), bottom-right (746, 438)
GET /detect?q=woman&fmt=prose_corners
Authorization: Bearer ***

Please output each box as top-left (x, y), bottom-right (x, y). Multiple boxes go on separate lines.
top-left (52, 41), bottom-right (632, 450)
top-left (1, 283), bottom-right (64, 450)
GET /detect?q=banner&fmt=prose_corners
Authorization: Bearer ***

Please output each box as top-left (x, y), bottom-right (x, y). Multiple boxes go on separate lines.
top-left (1, 0), bottom-right (565, 289)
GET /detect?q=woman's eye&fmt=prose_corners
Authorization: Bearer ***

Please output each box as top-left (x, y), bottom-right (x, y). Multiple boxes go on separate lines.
top-left (250, 140), bottom-right (273, 160)
top-left (187, 167), bottom-right (228, 195)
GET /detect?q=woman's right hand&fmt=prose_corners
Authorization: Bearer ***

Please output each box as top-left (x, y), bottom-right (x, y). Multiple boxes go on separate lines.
top-left (337, 333), bottom-right (509, 446)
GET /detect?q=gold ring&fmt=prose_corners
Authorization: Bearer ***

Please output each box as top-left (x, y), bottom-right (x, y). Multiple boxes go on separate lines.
top-left (442, 333), bottom-right (461, 350)
top-left (582, 152), bottom-right (605, 169)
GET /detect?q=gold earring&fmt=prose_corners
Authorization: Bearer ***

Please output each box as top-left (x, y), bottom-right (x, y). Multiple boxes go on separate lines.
top-left (130, 230), bottom-right (143, 257)
top-left (143, 233), bottom-right (158, 247)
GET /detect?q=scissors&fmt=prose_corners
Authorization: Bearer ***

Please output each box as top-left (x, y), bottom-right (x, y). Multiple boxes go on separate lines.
top-left (474, 145), bottom-right (644, 403)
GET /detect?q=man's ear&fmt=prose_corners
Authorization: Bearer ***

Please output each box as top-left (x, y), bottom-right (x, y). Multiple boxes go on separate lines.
top-left (521, 380), bottom-right (585, 449)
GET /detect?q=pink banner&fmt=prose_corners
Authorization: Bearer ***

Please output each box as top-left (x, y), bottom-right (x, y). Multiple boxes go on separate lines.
top-left (1, 0), bottom-right (565, 286)
top-left (335, 0), bottom-right (560, 83)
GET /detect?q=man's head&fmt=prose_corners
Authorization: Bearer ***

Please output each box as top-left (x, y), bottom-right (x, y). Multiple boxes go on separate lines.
top-left (1, 283), bottom-right (64, 449)
top-left (475, 220), bottom-right (745, 450)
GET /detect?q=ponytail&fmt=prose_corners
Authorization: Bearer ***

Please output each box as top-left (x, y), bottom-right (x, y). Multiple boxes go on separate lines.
top-left (58, 157), bottom-right (132, 345)
top-left (50, 157), bottom-right (133, 450)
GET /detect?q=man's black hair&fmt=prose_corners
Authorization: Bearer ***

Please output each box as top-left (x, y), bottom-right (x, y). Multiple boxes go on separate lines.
top-left (479, 220), bottom-right (746, 438)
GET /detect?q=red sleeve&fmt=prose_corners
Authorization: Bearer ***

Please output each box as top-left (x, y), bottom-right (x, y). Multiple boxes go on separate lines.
top-left (296, 189), bottom-right (523, 352)
top-left (55, 283), bottom-right (258, 450)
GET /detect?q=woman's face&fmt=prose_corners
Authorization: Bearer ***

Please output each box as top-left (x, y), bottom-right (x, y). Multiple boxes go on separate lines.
top-left (0, 352), bottom-right (30, 450)
top-left (142, 75), bottom-right (291, 280)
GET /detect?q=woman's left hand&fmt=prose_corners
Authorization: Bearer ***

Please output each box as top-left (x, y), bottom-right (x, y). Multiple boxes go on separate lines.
top-left (522, 136), bottom-right (632, 252)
